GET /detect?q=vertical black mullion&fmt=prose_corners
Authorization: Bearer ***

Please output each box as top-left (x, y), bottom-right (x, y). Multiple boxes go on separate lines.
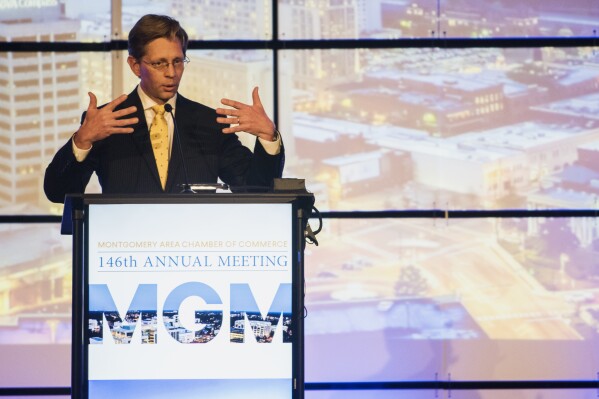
top-left (272, 0), bottom-right (279, 128)
top-left (437, 0), bottom-right (442, 38)
top-left (71, 203), bottom-right (85, 399)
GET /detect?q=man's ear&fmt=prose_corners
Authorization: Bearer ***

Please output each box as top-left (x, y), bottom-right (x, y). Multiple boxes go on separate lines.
top-left (127, 56), bottom-right (141, 78)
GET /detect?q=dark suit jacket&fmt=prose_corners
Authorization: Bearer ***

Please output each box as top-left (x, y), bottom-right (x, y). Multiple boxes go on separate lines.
top-left (44, 89), bottom-right (284, 203)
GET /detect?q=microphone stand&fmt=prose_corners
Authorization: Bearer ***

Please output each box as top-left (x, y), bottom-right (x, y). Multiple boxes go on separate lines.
top-left (164, 103), bottom-right (195, 193)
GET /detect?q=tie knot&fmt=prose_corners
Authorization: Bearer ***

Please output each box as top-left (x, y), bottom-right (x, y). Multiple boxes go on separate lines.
top-left (152, 104), bottom-right (166, 116)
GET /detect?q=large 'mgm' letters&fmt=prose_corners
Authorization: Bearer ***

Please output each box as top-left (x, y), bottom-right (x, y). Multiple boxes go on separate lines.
top-left (88, 282), bottom-right (292, 344)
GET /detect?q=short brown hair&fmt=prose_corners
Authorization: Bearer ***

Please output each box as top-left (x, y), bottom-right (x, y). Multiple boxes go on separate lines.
top-left (128, 14), bottom-right (188, 59)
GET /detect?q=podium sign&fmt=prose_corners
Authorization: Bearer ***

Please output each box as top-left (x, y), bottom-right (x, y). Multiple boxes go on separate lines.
top-left (68, 194), bottom-right (309, 399)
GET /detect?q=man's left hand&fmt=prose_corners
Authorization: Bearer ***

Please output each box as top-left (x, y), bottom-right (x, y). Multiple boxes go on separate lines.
top-left (216, 87), bottom-right (276, 141)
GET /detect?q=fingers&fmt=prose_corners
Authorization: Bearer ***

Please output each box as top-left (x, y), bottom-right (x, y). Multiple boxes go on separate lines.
top-left (216, 116), bottom-right (239, 125)
top-left (106, 93), bottom-right (130, 111)
top-left (98, 101), bottom-right (138, 133)
top-left (216, 87), bottom-right (272, 137)
top-left (80, 93), bottom-right (139, 143)
top-left (87, 92), bottom-right (98, 112)
top-left (104, 109), bottom-right (138, 133)
top-left (217, 113), bottom-right (243, 134)
top-left (87, 93), bottom-right (133, 114)
top-left (113, 117), bottom-right (139, 128)
top-left (112, 106), bottom-right (138, 119)
top-left (220, 87), bottom-right (263, 110)
top-left (219, 97), bottom-right (245, 110)
top-left (221, 125), bottom-right (243, 134)
top-left (215, 107), bottom-right (239, 117)
top-left (99, 95), bottom-right (138, 127)
top-left (251, 86), bottom-right (262, 107)
top-left (109, 126), bottom-right (136, 134)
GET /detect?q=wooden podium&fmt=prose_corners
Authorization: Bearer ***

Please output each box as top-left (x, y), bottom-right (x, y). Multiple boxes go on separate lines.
top-left (63, 193), bottom-right (314, 399)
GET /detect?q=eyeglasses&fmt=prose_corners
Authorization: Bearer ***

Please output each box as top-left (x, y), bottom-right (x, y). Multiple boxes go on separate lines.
top-left (142, 57), bottom-right (190, 71)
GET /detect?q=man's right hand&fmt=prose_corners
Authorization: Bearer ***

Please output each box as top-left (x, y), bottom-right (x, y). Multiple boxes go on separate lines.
top-left (73, 92), bottom-right (139, 149)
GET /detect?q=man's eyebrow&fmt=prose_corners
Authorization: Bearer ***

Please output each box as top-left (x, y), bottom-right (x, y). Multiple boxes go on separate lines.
top-left (151, 57), bottom-right (183, 62)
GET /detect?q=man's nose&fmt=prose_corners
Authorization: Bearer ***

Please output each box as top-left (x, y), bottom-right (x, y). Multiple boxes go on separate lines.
top-left (164, 63), bottom-right (177, 77)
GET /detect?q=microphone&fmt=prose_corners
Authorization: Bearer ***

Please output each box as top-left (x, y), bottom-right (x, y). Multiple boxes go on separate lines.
top-left (164, 103), bottom-right (194, 193)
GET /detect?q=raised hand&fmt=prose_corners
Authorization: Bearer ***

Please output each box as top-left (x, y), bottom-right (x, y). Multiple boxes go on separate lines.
top-left (74, 92), bottom-right (139, 149)
top-left (215, 87), bottom-right (276, 142)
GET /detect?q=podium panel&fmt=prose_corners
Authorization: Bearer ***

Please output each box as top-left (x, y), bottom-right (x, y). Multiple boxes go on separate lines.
top-left (67, 194), bottom-right (310, 399)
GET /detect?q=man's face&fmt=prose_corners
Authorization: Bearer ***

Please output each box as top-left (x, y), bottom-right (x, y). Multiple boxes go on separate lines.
top-left (128, 37), bottom-right (185, 104)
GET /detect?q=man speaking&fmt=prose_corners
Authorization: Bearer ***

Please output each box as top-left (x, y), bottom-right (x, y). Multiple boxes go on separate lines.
top-left (44, 14), bottom-right (283, 203)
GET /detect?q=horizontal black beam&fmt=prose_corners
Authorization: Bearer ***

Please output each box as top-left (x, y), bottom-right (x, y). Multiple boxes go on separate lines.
top-left (0, 37), bottom-right (596, 52)
top-left (0, 387), bottom-right (70, 396)
top-left (0, 215), bottom-right (61, 223)
top-left (2, 380), bottom-right (597, 396)
top-left (305, 379), bottom-right (599, 391)
top-left (314, 208), bottom-right (599, 219)
top-left (1, 209), bottom-right (599, 224)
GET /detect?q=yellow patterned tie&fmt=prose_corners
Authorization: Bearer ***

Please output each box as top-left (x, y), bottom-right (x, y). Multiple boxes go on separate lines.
top-left (150, 104), bottom-right (169, 190)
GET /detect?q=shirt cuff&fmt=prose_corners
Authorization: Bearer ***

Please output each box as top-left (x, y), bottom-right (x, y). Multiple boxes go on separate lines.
top-left (258, 129), bottom-right (282, 156)
top-left (72, 134), bottom-right (92, 162)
